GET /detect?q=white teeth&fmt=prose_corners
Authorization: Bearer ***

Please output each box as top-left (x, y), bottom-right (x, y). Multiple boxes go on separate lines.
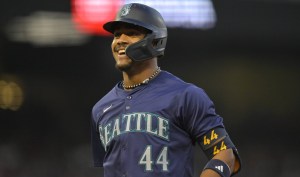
top-left (118, 49), bottom-right (125, 55)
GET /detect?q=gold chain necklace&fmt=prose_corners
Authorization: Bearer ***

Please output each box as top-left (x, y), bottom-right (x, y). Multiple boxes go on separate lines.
top-left (122, 67), bottom-right (161, 89)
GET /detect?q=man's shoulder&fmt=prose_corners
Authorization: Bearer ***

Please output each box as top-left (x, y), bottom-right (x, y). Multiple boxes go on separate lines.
top-left (159, 71), bottom-right (187, 85)
top-left (159, 71), bottom-right (204, 91)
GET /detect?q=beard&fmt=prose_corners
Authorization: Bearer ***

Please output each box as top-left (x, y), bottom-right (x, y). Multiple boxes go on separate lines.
top-left (113, 43), bottom-right (134, 71)
top-left (115, 59), bottom-right (133, 72)
top-left (115, 63), bottom-right (130, 71)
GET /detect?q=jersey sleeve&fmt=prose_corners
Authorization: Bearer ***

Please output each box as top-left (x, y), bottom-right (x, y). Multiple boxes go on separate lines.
top-left (179, 85), bottom-right (224, 142)
top-left (91, 114), bottom-right (105, 167)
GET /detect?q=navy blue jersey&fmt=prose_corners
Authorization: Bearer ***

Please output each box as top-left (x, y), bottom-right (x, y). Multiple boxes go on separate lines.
top-left (91, 71), bottom-right (224, 177)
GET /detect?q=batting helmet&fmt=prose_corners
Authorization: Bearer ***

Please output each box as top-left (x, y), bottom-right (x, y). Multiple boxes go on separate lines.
top-left (103, 3), bottom-right (167, 61)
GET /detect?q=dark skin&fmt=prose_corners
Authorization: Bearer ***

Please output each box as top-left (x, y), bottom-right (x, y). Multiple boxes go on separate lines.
top-left (111, 24), bottom-right (158, 90)
top-left (110, 24), bottom-right (240, 176)
top-left (200, 149), bottom-right (236, 177)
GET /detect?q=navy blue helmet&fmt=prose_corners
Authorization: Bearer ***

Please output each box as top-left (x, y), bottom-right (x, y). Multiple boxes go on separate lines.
top-left (103, 3), bottom-right (167, 61)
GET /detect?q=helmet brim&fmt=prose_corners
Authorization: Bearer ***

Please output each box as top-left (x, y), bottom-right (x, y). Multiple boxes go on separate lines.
top-left (103, 19), bottom-right (153, 34)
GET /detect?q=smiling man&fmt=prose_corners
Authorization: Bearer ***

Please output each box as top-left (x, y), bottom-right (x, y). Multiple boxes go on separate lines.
top-left (91, 3), bottom-right (241, 177)
top-left (111, 24), bottom-right (151, 72)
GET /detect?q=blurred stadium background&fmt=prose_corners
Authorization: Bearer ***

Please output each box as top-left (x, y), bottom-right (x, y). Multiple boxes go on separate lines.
top-left (0, 0), bottom-right (300, 177)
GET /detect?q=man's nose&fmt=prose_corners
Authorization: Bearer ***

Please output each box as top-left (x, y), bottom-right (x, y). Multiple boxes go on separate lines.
top-left (117, 33), bottom-right (129, 43)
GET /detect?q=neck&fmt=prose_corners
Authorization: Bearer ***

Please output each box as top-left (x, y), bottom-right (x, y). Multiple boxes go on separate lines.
top-left (122, 60), bottom-right (159, 90)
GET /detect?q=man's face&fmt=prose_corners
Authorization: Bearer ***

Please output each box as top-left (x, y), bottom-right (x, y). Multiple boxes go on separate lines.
top-left (111, 24), bottom-right (147, 71)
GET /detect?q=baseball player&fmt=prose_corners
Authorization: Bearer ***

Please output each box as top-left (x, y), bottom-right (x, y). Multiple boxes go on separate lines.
top-left (91, 3), bottom-right (241, 177)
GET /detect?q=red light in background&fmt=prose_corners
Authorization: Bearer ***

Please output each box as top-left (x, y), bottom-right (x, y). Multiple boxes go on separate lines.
top-left (72, 0), bottom-right (123, 36)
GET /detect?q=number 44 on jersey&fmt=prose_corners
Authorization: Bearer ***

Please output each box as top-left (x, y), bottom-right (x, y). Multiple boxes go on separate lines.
top-left (139, 146), bottom-right (169, 172)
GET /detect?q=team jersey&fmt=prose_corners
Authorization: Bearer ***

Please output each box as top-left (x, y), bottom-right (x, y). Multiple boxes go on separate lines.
top-left (91, 70), bottom-right (224, 177)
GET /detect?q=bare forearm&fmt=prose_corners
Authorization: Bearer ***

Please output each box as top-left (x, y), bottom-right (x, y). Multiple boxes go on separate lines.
top-left (199, 149), bottom-right (235, 177)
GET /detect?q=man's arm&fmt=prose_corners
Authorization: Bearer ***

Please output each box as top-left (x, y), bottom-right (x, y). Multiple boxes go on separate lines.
top-left (197, 127), bottom-right (242, 177)
top-left (200, 149), bottom-right (236, 177)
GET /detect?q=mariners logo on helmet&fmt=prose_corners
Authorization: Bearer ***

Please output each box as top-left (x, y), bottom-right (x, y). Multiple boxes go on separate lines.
top-left (120, 4), bottom-right (132, 17)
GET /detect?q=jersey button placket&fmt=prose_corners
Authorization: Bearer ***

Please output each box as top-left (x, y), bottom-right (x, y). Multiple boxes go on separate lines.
top-left (124, 95), bottom-right (132, 111)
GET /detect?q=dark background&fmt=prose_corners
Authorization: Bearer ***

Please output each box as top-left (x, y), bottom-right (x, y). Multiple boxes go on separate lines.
top-left (1, 0), bottom-right (300, 177)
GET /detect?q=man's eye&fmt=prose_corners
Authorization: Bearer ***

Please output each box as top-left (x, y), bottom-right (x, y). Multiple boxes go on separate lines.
top-left (127, 31), bottom-right (140, 36)
top-left (114, 32), bottom-right (121, 37)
